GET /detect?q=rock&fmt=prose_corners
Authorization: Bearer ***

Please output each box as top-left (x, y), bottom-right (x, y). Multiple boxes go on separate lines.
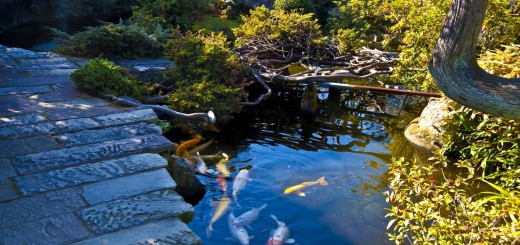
top-left (404, 98), bottom-right (457, 151)
top-left (168, 158), bottom-right (206, 205)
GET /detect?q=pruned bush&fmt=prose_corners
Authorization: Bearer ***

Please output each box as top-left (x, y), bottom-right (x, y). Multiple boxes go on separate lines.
top-left (163, 29), bottom-right (249, 124)
top-left (51, 22), bottom-right (165, 59)
top-left (273, 0), bottom-right (316, 13)
top-left (71, 58), bottom-right (153, 100)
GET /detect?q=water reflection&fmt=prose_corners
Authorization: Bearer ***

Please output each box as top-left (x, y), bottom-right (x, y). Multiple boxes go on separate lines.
top-left (186, 88), bottom-right (431, 245)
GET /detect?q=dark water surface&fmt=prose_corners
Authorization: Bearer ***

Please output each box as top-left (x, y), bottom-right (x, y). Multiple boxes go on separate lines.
top-left (183, 89), bottom-right (431, 245)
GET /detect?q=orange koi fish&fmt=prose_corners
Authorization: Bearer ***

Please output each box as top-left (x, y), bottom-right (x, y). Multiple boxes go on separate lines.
top-left (283, 176), bottom-right (328, 197)
top-left (175, 138), bottom-right (202, 157)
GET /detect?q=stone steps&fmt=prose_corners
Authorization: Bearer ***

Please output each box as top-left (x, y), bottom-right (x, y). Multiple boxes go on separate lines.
top-left (0, 45), bottom-right (201, 244)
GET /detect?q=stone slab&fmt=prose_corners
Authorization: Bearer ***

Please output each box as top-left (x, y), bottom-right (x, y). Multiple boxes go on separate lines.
top-left (14, 153), bottom-right (168, 196)
top-left (4, 76), bottom-right (72, 87)
top-left (0, 113), bottom-right (47, 127)
top-left (28, 69), bottom-right (77, 77)
top-left (0, 188), bottom-right (86, 228)
top-left (94, 108), bottom-right (158, 127)
top-left (0, 213), bottom-right (91, 245)
top-left (73, 218), bottom-right (201, 245)
top-left (24, 135), bottom-right (60, 152)
top-left (0, 159), bottom-right (16, 178)
top-left (78, 190), bottom-right (194, 234)
top-left (0, 178), bottom-right (18, 202)
top-left (0, 85), bottom-right (53, 96)
top-left (0, 138), bottom-right (32, 157)
top-left (37, 98), bottom-right (110, 110)
top-left (30, 90), bottom-right (91, 103)
top-left (82, 168), bottom-right (176, 205)
top-left (44, 106), bottom-right (122, 121)
top-left (0, 117), bottom-right (101, 140)
top-left (12, 134), bottom-right (174, 174)
top-left (56, 123), bottom-right (162, 147)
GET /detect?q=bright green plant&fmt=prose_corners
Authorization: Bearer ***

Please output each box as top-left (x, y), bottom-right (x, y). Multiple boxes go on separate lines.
top-left (233, 6), bottom-right (323, 47)
top-left (71, 58), bottom-right (154, 100)
top-left (51, 22), bottom-right (165, 59)
top-left (273, 0), bottom-right (316, 13)
top-left (163, 29), bottom-right (248, 123)
top-left (478, 44), bottom-right (520, 79)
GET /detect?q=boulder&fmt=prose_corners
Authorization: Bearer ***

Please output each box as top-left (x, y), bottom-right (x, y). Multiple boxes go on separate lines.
top-left (168, 158), bottom-right (206, 205)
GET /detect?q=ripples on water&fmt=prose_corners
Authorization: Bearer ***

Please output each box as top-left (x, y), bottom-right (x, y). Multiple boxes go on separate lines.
top-left (183, 89), bottom-right (431, 245)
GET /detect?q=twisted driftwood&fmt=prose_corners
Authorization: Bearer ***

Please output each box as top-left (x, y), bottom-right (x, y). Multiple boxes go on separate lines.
top-left (104, 94), bottom-right (216, 123)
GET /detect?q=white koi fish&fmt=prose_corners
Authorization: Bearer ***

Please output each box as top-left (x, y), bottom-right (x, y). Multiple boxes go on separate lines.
top-left (206, 196), bottom-right (231, 238)
top-left (283, 176), bottom-right (328, 196)
top-left (232, 169), bottom-right (251, 206)
top-left (266, 215), bottom-right (295, 245)
top-left (193, 152), bottom-right (215, 175)
top-left (228, 212), bottom-right (251, 245)
top-left (233, 204), bottom-right (267, 229)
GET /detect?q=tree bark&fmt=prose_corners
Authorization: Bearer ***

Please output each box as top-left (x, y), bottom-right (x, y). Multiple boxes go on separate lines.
top-left (429, 0), bottom-right (520, 120)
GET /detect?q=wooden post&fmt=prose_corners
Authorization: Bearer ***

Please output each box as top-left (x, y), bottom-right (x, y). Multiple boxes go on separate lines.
top-left (301, 84), bottom-right (317, 114)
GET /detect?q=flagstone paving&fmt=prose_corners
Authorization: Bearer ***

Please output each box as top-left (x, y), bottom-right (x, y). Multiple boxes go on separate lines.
top-left (0, 45), bottom-right (201, 244)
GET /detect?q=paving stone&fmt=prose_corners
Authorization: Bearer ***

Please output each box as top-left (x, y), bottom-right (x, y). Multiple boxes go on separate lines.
top-left (0, 48), bottom-right (53, 59)
top-left (0, 117), bottom-right (101, 140)
top-left (94, 108), bottom-right (158, 127)
top-left (79, 190), bottom-right (194, 234)
top-left (44, 106), bottom-right (122, 121)
top-left (38, 98), bottom-right (110, 110)
top-left (18, 58), bottom-right (78, 70)
top-left (0, 178), bottom-right (18, 202)
top-left (31, 89), bottom-right (91, 103)
top-left (0, 139), bottom-right (31, 157)
top-left (56, 123), bottom-right (162, 147)
top-left (0, 113), bottom-right (47, 127)
top-left (28, 69), bottom-right (78, 77)
top-left (4, 76), bottom-right (72, 87)
top-left (0, 94), bottom-right (40, 115)
top-left (73, 218), bottom-right (201, 245)
top-left (0, 188), bottom-right (86, 228)
top-left (12, 134), bottom-right (174, 174)
top-left (82, 169), bottom-right (176, 205)
top-left (0, 58), bottom-right (17, 66)
top-left (14, 153), bottom-right (168, 196)
top-left (0, 85), bottom-right (53, 96)
top-left (24, 135), bottom-right (60, 152)
top-left (0, 213), bottom-right (91, 245)
top-left (0, 159), bottom-right (16, 178)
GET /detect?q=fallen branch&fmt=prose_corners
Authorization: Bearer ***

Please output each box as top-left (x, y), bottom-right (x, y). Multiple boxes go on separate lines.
top-left (104, 94), bottom-right (216, 123)
top-left (239, 68), bottom-right (272, 106)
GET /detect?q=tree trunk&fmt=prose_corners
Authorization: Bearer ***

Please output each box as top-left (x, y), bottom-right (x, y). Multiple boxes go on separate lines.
top-left (428, 0), bottom-right (520, 120)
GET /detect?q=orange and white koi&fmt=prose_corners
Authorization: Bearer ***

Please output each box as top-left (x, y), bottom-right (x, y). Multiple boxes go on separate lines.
top-left (266, 215), bottom-right (295, 245)
top-left (216, 153), bottom-right (230, 177)
top-left (206, 196), bottom-right (231, 238)
top-left (283, 176), bottom-right (328, 196)
top-left (216, 176), bottom-right (228, 194)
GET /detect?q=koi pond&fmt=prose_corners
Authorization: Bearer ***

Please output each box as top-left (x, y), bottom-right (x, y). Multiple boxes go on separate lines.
top-left (174, 88), bottom-right (432, 244)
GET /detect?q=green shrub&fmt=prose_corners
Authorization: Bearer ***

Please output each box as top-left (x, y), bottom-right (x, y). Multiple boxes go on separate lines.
top-left (51, 22), bottom-right (165, 59)
top-left (478, 44), bottom-right (520, 79)
top-left (273, 0), bottom-right (316, 13)
top-left (71, 58), bottom-right (153, 100)
top-left (233, 6), bottom-right (322, 47)
top-left (163, 29), bottom-right (248, 123)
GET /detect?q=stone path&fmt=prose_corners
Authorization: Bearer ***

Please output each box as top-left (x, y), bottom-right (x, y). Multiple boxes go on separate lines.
top-left (0, 45), bottom-right (201, 244)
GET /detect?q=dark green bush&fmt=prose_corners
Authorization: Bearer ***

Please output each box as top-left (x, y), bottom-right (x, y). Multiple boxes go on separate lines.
top-left (51, 22), bottom-right (165, 59)
top-left (273, 0), bottom-right (316, 13)
top-left (163, 29), bottom-right (249, 123)
top-left (71, 58), bottom-right (153, 100)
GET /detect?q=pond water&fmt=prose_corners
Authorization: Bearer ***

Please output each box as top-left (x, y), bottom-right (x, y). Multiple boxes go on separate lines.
top-left (179, 88), bottom-right (431, 245)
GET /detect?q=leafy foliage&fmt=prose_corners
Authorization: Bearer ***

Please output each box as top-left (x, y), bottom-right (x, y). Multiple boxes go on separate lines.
top-left (478, 44), bottom-right (520, 79)
top-left (163, 29), bottom-right (248, 123)
top-left (330, 0), bottom-right (520, 92)
top-left (273, 0), bottom-right (316, 13)
top-left (130, 0), bottom-right (217, 31)
top-left (51, 21), bottom-right (166, 59)
top-left (71, 58), bottom-right (153, 100)
top-left (233, 6), bottom-right (323, 48)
